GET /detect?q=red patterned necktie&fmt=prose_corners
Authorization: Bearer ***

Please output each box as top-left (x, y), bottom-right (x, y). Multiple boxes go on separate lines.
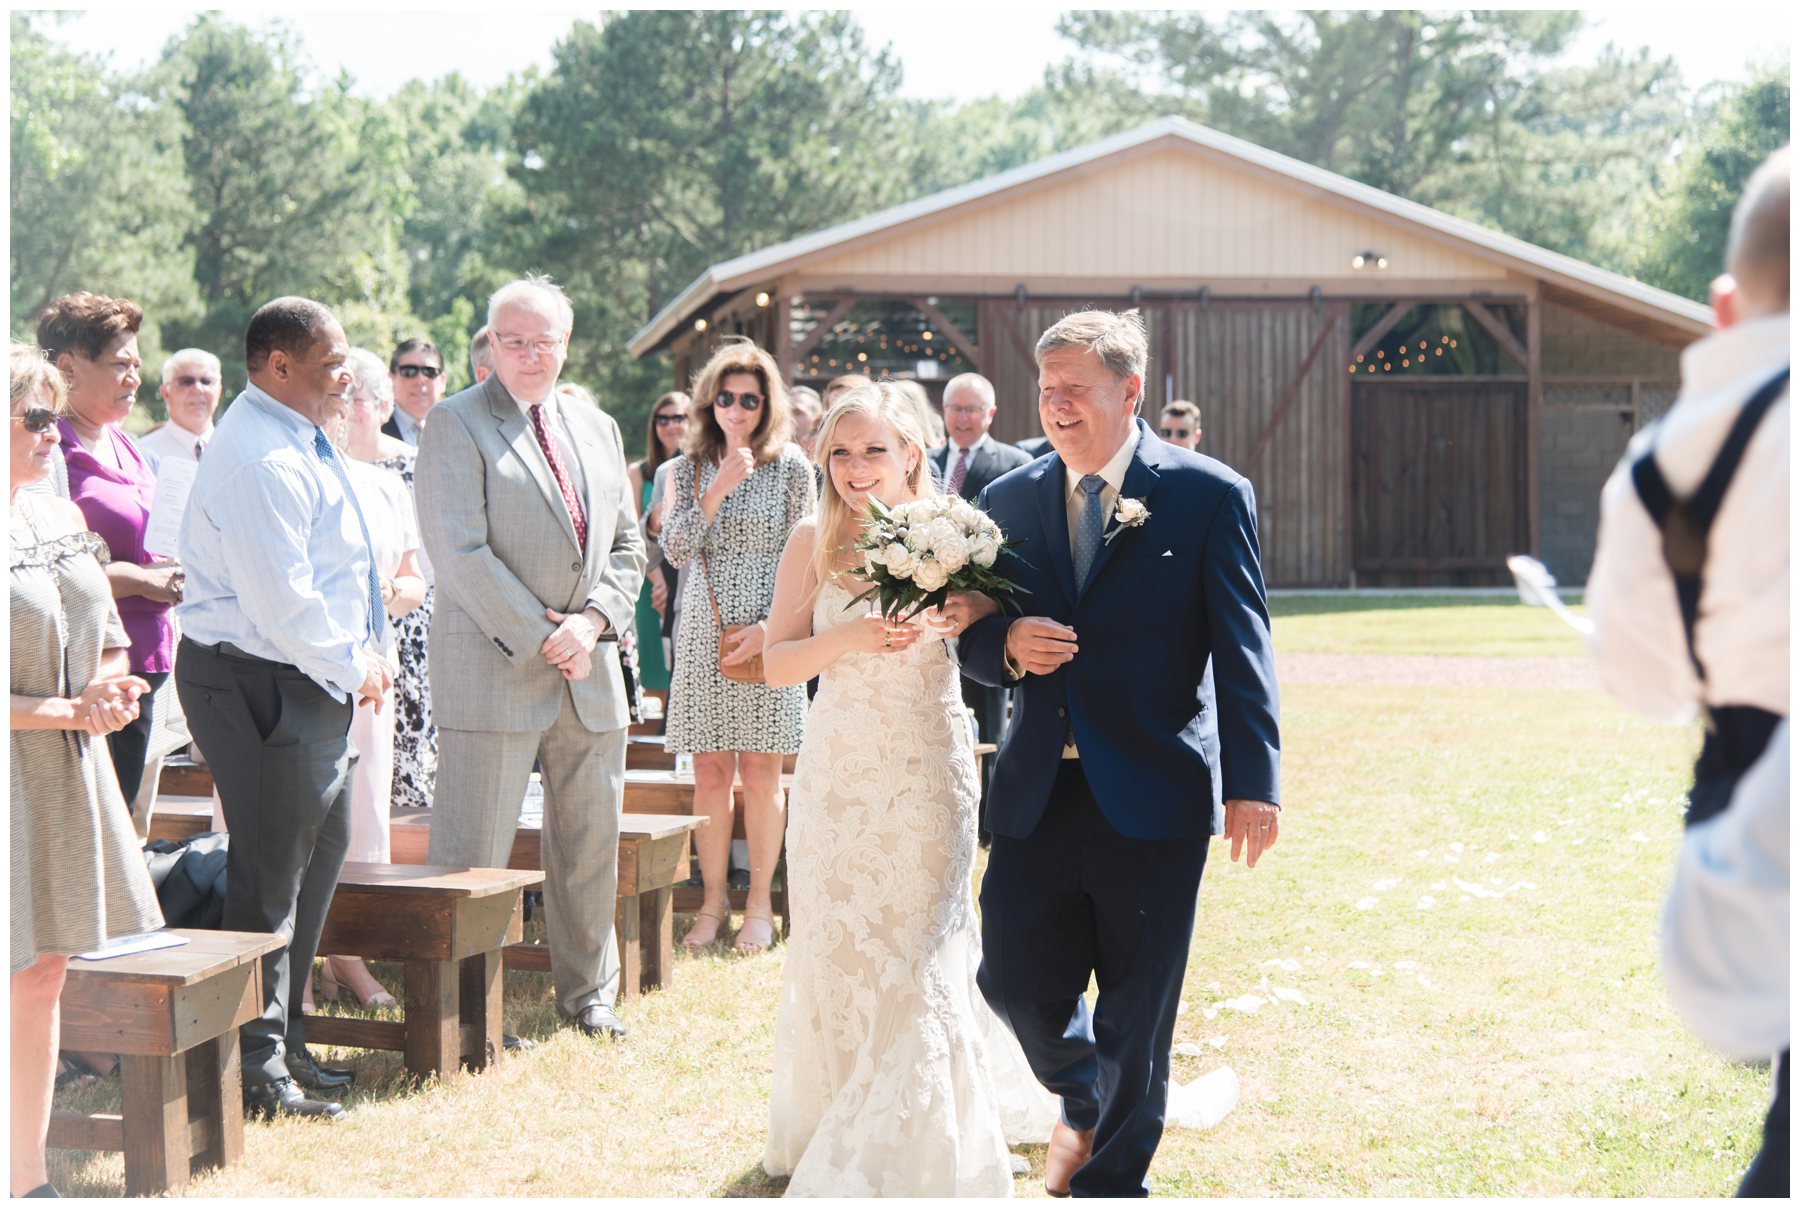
top-left (949, 446), bottom-right (971, 496)
top-left (530, 403), bottom-right (588, 549)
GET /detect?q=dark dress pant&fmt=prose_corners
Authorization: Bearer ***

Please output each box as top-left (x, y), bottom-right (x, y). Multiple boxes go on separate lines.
top-left (175, 638), bottom-right (356, 1086)
top-left (959, 674), bottom-right (1007, 837)
top-left (1738, 1049), bottom-right (1788, 1197)
top-left (978, 760), bottom-right (1208, 1197)
top-left (107, 669), bottom-right (169, 807)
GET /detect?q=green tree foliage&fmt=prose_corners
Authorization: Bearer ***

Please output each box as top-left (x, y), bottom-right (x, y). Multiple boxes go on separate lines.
top-left (9, 14), bottom-right (198, 351)
top-left (1632, 67), bottom-right (1791, 302)
top-left (511, 10), bottom-right (924, 430)
top-left (150, 15), bottom-right (421, 388)
top-left (1051, 9), bottom-right (1687, 269)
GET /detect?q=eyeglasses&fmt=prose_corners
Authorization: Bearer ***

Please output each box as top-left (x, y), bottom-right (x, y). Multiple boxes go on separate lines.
top-left (714, 391), bottom-right (763, 412)
top-left (943, 404), bottom-right (989, 416)
top-left (493, 334), bottom-right (565, 357)
top-left (654, 413), bottom-right (688, 426)
top-left (173, 375), bottom-right (217, 388)
top-left (395, 364), bottom-right (442, 380)
top-left (13, 407), bottom-right (58, 434)
top-left (1160, 427), bottom-right (1192, 439)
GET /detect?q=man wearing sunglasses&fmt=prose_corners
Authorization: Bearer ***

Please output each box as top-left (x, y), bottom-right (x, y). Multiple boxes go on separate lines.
top-left (383, 338), bottom-right (447, 445)
top-left (1157, 399), bottom-right (1201, 451)
top-left (139, 348), bottom-right (223, 471)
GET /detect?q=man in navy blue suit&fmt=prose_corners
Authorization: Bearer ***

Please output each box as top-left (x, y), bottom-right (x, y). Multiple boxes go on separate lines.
top-left (959, 309), bottom-right (1282, 1197)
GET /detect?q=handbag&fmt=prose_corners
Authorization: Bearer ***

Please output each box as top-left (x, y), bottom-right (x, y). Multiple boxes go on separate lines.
top-left (694, 462), bottom-right (766, 685)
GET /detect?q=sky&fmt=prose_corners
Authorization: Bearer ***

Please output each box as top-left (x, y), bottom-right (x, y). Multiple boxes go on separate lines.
top-left (30, 4), bottom-right (1793, 105)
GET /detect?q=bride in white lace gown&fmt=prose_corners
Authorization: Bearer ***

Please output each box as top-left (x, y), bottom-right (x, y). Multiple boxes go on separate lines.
top-left (760, 385), bottom-right (1057, 1197)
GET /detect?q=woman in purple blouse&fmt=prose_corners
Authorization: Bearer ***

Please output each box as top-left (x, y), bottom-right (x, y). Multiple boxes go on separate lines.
top-left (39, 294), bottom-right (183, 806)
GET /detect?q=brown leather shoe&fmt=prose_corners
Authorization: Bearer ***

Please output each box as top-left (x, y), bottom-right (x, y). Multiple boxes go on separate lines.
top-left (1044, 1119), bottom-right (1094, 1197)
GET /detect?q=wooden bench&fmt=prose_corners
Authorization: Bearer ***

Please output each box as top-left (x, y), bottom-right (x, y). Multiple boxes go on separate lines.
top-left (48, 929), bottom-right (282, 1196)
top-left (158, 755), bottom-right (214, 798)
top-left (388, 811), bottom-right (706, 997)
top-left (146, 795), bottom-right (214, 845)
top-left (305, 862), bottom-right (541, 1079)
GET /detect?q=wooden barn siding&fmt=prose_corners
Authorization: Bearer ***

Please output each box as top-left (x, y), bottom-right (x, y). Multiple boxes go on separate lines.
top-left (805, 150), bottom-right (1510, 284)
top-left (977, 298), bottom-right (1346, 588)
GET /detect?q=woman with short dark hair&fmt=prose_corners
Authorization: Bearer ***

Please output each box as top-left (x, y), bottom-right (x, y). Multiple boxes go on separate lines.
top-left (37, 292), bottom-right (182, 808)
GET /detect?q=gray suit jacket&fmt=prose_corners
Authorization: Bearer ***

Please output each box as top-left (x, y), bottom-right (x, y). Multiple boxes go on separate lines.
top-left (415, 375), bottom-right (645, 735)
top-left (930, 436), bottom-right (1033, 502)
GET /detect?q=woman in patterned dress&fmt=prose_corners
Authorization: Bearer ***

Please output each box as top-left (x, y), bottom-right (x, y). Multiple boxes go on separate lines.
top-left (341, 350), bottom-right (438, 812)
top-left (9, 344), bottom-right (163, 1198)
top-left (662, 340), bottom-right (815, 953)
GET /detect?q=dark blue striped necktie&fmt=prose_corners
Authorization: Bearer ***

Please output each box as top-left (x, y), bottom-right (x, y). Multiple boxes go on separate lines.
top-left (312, 428), bottom-right (385, 645)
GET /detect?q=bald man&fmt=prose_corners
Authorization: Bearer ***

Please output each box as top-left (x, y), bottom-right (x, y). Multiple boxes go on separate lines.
top-left (1587, 145), bottom-right (1789, 1198)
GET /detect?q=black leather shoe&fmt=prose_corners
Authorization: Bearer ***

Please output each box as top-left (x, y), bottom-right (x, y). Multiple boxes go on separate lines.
top-left (573, 1004), bottom-right (628, 1039)
top-left (503, 1033), bottom-right (535, 1052)
top-left (243, 1076), bottom-right (344, 1121)
top-left (287, 1047), bottom-right (354, 1091)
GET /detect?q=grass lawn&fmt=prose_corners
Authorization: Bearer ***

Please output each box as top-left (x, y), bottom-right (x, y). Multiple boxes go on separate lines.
top-left (49, 600), bottom-right (1765, 1196)
top-left (1272, 593), bottom-right (1590, 658)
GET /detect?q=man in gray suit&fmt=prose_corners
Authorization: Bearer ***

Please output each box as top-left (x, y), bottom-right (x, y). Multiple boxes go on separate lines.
top-left (931, 373), bottom-right (1032, 839)
top-left (415, 275), bottom-right (645, 1039)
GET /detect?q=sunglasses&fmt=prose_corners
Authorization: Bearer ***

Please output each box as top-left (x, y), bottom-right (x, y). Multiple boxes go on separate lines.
top-left (173, 374), bottom-right (217, 388)
top-left (13, 407), bottom-right (58, 434)
top-left (395, 364), bottom-right (443, 380)
top-left (714, 391), bottom-right (763, 412)
top-left (654, 413), bottom-right (688, 426)
top-left (1160, 427), bottom-right (1192, 439)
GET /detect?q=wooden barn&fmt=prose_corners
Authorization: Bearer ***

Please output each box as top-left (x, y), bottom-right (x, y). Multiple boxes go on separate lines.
top-left (628, 117), bottom-right (1710, 589)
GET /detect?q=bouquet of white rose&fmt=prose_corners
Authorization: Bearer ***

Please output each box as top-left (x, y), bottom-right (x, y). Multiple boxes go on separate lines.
top-left (850, 495), bottom-right (1022, 621)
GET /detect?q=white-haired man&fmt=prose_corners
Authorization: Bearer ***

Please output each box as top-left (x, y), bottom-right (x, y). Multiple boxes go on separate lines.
top-left (415, 276), bottom-right (645, 1040)
top-left (140, 348), bottom-right (223, 470)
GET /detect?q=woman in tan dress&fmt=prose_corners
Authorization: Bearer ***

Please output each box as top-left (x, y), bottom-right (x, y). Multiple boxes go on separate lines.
top-left (9, 344), bottom-right (163, 1198)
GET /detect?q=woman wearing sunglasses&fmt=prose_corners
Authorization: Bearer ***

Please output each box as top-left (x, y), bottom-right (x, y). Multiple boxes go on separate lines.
top-left (662, 340), bottom-right (816, 954)
top-left (627, 391), bottom-right (689, 711)
top-left (37, 293), bottom-right (183, 810)
top-left (10, 343), bottom-right (164, 1199)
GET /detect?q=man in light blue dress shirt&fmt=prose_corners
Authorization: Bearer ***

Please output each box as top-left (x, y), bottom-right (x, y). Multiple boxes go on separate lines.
top-left (176, 296), bottom-right (393, 1121)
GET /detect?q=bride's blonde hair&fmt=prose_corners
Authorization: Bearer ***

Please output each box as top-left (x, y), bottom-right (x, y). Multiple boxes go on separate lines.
top-left (810, 381), bottom-right (939, 597)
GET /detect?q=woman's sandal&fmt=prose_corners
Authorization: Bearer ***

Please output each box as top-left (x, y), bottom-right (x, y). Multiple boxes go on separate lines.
top-left (682, 904), bottom-right (730, 949)
top-left (732, 905), bottom-right (775, 955)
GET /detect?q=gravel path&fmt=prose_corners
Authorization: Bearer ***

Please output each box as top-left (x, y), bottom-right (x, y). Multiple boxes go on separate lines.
top-left (1277, 651), bottom-right (1601, 691)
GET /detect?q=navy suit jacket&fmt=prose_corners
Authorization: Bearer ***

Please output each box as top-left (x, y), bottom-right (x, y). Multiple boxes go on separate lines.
top-left (959, 419), bottom-right (1280, 841)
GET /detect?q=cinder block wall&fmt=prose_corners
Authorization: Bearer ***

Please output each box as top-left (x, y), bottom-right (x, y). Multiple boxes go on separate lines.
top-left (1538, 307), bottom-right (1686, 585)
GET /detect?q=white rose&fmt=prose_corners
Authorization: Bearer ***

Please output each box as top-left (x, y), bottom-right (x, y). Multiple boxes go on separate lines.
top-left (970, 534), bottom-right (999, 568)
top-left (949, 499), bottom-right (982, 531)
top-left (934, 533), bottom-right (970, 574)
top-left (903, 526), bottom-right (929, 554)
top-left (912, 559), bottom-right (950, 592)
top-left (864, 543), bottom-right (888, 567)
top-left (925, 517), bottom-right (960, 552)
top-left (884, 543), bottom-right (915, 577)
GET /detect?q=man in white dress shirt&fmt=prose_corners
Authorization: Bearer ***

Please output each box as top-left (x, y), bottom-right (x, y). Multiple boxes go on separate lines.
top-left (176, 296), bottom-right (393, 1121)
top-left (138, 348), bottom-right (222, 471)
top-left (1586, 146), bottom-right (1788, 1198)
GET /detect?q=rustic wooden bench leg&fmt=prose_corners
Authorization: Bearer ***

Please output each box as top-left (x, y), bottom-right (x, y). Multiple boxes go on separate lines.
top-left (641, 885), bottom-right (673, 993)
top-left (119, 1053), bottom-right (188, 1196)
top-left (403, 959), bottom-right (459, 1079)
top-left (459, 948), bottom-right (503, 1071)
top-left (185, 1027), bottom-right (244, 1173)
top-left (615, 893), bottom-right (644, 1001)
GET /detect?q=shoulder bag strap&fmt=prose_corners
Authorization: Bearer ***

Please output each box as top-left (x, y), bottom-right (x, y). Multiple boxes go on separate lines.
top-left (692, 459), bottom-right (728, 634)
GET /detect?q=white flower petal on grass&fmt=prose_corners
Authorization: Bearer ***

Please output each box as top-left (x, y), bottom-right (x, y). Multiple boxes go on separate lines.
top-left (1449, 842), bottom-right (1465, 853)
top-left (1430, 881), bottom-right (1447, 891)
top-left (1355, 896), bottom-right (1378, 911)
top-left (1260, 958), bottom-right (1302, 972)
top-left (1222, 995), bottom-right (1265, 1014)
top-left (1531, 831), bottom-right (1551, 844)
top-left (1443, 854), bottom-right (1461, 864)
top-left (1177, 1000), bottom-right (1189, 1015)
top-left (1416, 974), bottom-right (1437, 990)
top-left (1270, 986), bottom-right (1309, 1006)
top-left (1484, 852), bottom-right (1502, 864)
top-left (1010, 1154), bottom-right (1030, 1176)
top-left (1372, 878), bottom-right (1399, 891)
top-left (1392, 960), bottom-right (1417, 970)
top-left (1413, 849), bottom-right (1432, 859)
top-left (1348, 961), bottom-right (1373, 969)
top-left (1173, 1042), bottom-right (1207, 1057)
top-left (1416, 896), bottom-right (1438, 910)
top-left (1207, 1035), bottom-right (1228, 1049)
top-left (1201, 1007), bottom-right (1219, 1021)
top-left (1629, 833), bottom-right (1651, 843)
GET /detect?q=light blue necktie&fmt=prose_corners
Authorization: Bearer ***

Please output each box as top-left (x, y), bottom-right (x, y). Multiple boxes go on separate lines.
top-left (1072, 474), bottom-right (1106, 588)
top-left (313, 428), bottom-right (385, 645)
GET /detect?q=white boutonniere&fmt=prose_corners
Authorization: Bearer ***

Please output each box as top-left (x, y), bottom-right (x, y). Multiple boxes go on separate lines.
top-left (1103, 497), bottom-right (1150, 544)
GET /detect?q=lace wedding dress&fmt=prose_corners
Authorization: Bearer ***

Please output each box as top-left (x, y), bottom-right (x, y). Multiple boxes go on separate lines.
top-left (764, 579), bottom-right (1058, 1197)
